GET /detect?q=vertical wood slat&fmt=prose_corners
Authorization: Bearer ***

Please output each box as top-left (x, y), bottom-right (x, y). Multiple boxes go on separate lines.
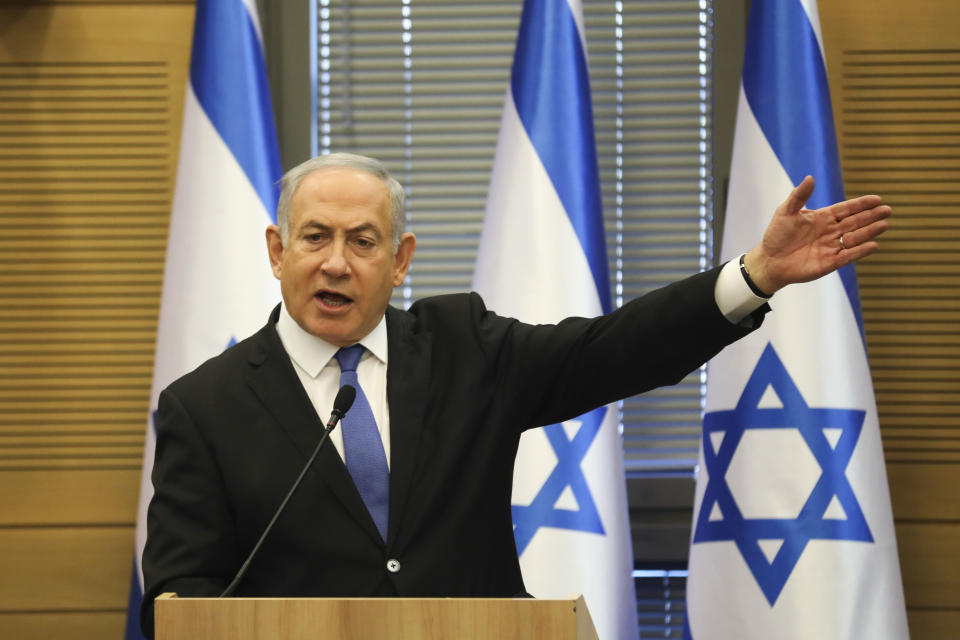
top-left (0, 4), bottom-right (194, 640)
top-left (819, 0), bottom-right (960, 636)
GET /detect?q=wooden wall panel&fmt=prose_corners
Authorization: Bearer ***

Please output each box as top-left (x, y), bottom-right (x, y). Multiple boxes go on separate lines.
top-left (906, 610), bottom-right (960, 640)
top-left (0, 528), bottom-right (133, 609)
top-left (0, 469), bottom-right (140, 524)
top-left (0, 4), bottom-right (194, 639)
top-left (887, 463), bottom-right (960, 520)
top-left (895, 522), bottom-right (960, 608)
top-left (820, 0), bottom-right (960, 636)
top-left (1, 613), bottom-right (127, 639)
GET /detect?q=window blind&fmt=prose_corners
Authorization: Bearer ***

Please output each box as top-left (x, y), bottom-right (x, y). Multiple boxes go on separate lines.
top-left (316, 0), bottom-right (714, 472)
top-left (635, 569), bottom-right (688, 638)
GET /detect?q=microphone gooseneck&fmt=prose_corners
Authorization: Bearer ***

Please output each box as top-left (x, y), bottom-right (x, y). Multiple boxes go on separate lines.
top-left (219, 384), bottom-right (356, 598)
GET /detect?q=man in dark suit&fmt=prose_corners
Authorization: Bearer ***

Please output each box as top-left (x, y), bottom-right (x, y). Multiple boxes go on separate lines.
top-left (140, 153), bottom-right (889, 637)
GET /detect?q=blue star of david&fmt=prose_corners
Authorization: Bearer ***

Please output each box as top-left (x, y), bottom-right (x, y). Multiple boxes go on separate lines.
top-left (512, 406), bottom-right (606, 555)
top-left (693, 343), bottom-right (873, 605)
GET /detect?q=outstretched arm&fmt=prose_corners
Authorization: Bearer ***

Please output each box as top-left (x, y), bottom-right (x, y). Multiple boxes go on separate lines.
top-left (743, 175), bottom-right (891, 295)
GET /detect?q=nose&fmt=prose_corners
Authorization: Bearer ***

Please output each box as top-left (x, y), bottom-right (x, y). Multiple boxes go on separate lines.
top-left (320, 239), bottom-right (349, 278)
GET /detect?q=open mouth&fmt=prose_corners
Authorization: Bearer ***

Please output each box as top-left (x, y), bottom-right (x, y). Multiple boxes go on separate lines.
top-left (315, 290), bottom-right (354, 308)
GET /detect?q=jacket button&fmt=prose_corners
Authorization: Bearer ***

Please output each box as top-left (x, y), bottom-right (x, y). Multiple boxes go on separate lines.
top-left (386, 558), bottom-right (401, 573)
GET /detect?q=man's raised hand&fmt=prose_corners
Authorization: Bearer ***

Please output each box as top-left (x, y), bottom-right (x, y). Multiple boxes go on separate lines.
top-left (743, 175), bottom-right (891, 295)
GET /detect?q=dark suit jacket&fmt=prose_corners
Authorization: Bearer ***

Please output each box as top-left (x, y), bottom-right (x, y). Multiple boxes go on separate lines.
top-left (140, 267), bottom-right (762, 637)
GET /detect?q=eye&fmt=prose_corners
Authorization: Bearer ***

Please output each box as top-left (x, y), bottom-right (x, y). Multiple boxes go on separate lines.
top-left (354, 237), bottom-right (375, 249)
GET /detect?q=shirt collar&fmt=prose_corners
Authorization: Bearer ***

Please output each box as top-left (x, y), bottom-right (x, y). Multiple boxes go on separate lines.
top-left (276, 304), bottom-right (388, 377)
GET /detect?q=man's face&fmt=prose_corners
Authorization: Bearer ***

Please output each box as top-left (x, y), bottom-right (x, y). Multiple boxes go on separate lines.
top-left (266, 167), bottom-right (415, 346)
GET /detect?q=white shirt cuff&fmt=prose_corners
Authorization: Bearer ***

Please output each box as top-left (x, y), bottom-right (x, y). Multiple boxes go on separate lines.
top-left (714, 256), bottom-right (770, 325)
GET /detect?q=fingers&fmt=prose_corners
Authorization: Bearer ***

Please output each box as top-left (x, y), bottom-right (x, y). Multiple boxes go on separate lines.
top-left (839, 218), bottom-right (889, 255)
top-left (784, 175), bottom-right (815, 214)
top-left (834, 198), bottom-right (891, 257)
top-left (830, 193), bottom-right (884, 221)
top-left (840, 203), bottom-right (891, 234)
top-left (838, 240), bottom-right (879, 267)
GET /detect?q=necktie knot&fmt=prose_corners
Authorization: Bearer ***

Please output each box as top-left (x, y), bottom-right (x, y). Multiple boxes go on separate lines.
top-left (335, 344), bottom-right (365, 373)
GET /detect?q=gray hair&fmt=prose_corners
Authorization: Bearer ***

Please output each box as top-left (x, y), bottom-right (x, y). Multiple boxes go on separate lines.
top-left (276, 152), bottom-right (406, 251)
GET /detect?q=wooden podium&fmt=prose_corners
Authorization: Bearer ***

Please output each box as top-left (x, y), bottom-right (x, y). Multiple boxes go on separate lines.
top-left (155, 593), bottom-right (598, 640)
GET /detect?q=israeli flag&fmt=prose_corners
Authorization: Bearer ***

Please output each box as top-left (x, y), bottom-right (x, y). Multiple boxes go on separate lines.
top-left (684, 1), bottom-right (909, 638)
top-left (472, 1), bottom-right (636, 638)
top-left (123, 0), bottom-right (281, 637)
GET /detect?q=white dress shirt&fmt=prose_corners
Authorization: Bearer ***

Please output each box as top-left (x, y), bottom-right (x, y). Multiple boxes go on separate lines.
top-left (276, 304), bottom-right (391, 469)
top-left (273, 257), bottom-right (767, 461)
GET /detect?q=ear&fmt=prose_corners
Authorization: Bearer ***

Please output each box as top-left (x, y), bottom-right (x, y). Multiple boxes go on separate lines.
top-left (392, 232), bottom-right (417, 286)
top-left (265, 225), bottom-right (285, 280)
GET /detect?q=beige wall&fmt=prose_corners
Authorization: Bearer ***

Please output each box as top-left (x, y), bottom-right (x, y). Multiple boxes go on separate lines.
top-left (0, 2), bottom-right (193, 637)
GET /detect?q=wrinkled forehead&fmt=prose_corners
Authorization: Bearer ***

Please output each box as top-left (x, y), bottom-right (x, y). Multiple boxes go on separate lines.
top-left (290, 167), bottom-right (393, 229)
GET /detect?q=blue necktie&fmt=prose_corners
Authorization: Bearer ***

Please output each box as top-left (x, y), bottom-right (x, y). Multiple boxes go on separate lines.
top-left (335, 345), bottom-right (389, 541)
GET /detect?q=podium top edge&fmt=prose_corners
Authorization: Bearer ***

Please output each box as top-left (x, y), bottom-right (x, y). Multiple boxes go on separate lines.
top-left (157, 595), bottom-right (584, 603)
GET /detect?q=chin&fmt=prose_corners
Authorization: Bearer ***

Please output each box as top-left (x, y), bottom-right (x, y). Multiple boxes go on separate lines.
top-left (320, 327), bottom-right (364, 347)
top-left (310, 328), bottom-right (350, 346)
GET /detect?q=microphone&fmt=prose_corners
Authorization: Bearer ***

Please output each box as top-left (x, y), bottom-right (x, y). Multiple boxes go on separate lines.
top-left (219, 384), bottom-right (356, 597)
top-left (328, 384), bottom-right (355, 428)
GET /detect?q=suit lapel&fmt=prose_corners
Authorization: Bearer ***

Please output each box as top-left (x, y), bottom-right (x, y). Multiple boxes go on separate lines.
top-left (384, 305), bottom-right (431, 547)
top-left (244, 308), bottom-right (384, 545)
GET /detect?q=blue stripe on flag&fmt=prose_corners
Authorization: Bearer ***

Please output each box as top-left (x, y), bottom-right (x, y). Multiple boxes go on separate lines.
top-left (510, 0), bottom-right (611, 313)
top-left (191, 0), bottom-right (282, 222)
top-left (742, 0), bottom-right (864, 336)
top-left (123, 560), bottom-right (144, 639)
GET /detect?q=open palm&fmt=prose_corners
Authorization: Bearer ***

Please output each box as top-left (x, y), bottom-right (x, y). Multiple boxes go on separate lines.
top-left (747, 176), bottom-right (891, 294)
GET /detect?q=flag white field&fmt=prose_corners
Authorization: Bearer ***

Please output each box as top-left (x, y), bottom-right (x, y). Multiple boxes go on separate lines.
top-left (683, 1), bottom-right (909, 638)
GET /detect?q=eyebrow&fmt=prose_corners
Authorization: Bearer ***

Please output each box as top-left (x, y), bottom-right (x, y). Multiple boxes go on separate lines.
top-left (299, 221), bottom-right (331, 234)
top-left (299, 221), bottom-right (383, 239)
